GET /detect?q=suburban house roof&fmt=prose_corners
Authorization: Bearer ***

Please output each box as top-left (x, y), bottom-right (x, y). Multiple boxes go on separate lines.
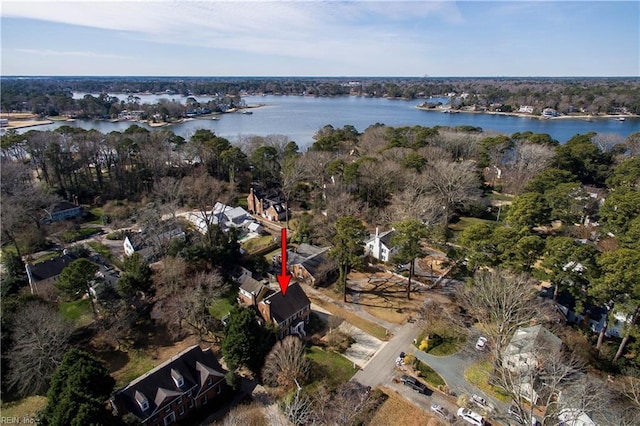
top-left (504, 325), bottom-right (562, 358)
top-left (26, 254), bottom-right (74, 282)
top-left (287, 244), bottom-right (336, 279)
top-left (112, 345), bottom-right (225, 421)
top-left (238, 273), bottom-right (268, 297)
top-left (365, 228), bottom-right (396, 247)
top-left (49, 201), bottom-right (80, 213)
top-left (261, 282), bottom-right (310, 325)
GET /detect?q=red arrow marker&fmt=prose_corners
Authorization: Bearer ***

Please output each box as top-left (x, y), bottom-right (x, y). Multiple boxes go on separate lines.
top-left (277, 228), bottom-right (291, 296)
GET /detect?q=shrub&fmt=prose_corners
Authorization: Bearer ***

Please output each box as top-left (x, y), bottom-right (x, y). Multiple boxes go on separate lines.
top-left (326, 329), bottom-right (354, 353)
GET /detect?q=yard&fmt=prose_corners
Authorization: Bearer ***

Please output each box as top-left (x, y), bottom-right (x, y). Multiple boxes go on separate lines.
top-left (105, 336), bottom-right (200, 388)
top-left (0, 396), bottom-right (47, 421)
top-left (464, 360), bottom-right (511, 402)
top-left (370, 387), bottom-right (437, 426)
top-left (306, 346), bottom-right (358, 390)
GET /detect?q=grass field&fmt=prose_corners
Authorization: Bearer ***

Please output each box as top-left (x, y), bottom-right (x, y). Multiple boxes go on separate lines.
top-left (307, 346), bottom-right (357, 390)
top-left (464, 360), bottom-right (511, 402)
top-left (59, 298), bottom-right (93, 325)
top-left (209, 288), bottom-right (238, 320)
top-left (111, 350), bottom-right (158, 388)
top-left (60, 226), bottom-right (102, 243)
top-left (415, 360), bottom-right (446, 388)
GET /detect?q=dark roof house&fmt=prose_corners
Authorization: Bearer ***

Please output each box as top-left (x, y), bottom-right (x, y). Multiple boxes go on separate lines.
top-left (257, 282), bottom-right (311, 338)
top-left (285, 243), bottom-right (337, 287)
top-left (25, 254), bottom-right (75, 296)
top-left (111, 345), bottom-right (227, 426)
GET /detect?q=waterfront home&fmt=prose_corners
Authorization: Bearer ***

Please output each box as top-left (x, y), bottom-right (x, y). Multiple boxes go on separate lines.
top-left (518, 105), bottom-right (534, 114)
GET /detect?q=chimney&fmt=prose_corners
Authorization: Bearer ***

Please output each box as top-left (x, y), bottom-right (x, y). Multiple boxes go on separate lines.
top-left (375, 227), bottom-right (379, 239)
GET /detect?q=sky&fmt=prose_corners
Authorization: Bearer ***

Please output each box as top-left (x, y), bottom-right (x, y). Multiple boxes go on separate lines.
top-left (1, 1), bottom-right (638, 77)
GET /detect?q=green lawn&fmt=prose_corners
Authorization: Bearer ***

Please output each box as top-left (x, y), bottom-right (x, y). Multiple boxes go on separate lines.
top-left (448, 216), bottom-right (495, 233)
top-left (241, 235), bottom-right (276, 254)
top-left (87, 206), bottom-right (105, 224)
top-left (87, 241), bottom-right (125, 270)
top-left (112, 350), bottom-right (158, 388)
top-left (464, 360), bottom-right (511, 402)
top-left (31, 250), bottom-right (64, 264)
top-left (209, 288), bottom-right (238, 320)
top-left (416, 329), bottom-right (466, 356)
top-left (307, 346), bottom-right (357, 390)
top-left (415, 360), bottom-right (446, 388)
top-left (59, 298), bottom-right (94, 325)
top-left (60, 226), bottom-right (102, 243)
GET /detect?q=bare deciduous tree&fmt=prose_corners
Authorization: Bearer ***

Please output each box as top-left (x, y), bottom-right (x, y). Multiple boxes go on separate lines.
top-left (5, 302), bottom-right (74, 397)
top-left (500, 142), bottom-right (555, 194)
top-left (459, 269), bottom-right (541, 360)
top-left (262, 336), bottom-right (310, 390)
top-left (425, 159), bottom-right (482, 223)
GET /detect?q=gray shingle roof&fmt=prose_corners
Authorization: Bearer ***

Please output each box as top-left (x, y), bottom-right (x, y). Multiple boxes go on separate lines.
top-left (263, 282), bottom-right (310, 325)
top-left (112, 345), bottom-right (225, 421)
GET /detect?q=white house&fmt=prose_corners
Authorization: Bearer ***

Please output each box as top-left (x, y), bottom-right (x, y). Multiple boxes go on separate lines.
top-left (364, 228), bottom-right (397, 262)
top-left (185, 203), bottom-right (255, 235)
top-left (518, 105), bottom-right (534, 114)
top-left (557, 409), bottom-right (596, 426)
top-left (503, 325), bottom-right (562, 374)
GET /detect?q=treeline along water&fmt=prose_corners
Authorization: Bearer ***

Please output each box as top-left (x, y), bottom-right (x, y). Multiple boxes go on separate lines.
top-left (22, 94), bottom-right (640, 148)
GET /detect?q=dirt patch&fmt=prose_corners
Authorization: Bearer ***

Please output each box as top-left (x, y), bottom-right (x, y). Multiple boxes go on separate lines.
top-left (370, 387), bottom-right (438, 426)
top-left (346, 271), bottom-right (451, 325)
top-left (6, 120), bottom-right (53, 129)
top-left (1, 112), bottom-right (38, 119)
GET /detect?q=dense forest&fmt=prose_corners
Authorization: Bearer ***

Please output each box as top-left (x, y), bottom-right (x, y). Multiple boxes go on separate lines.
top-left (2, 76), bottom-right (640, 118)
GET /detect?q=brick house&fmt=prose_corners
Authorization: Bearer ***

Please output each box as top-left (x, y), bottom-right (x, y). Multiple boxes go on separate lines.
top-left (246, 188), bottom-right (288, 222)
top-left (257, 282), bottom-right (311, 338)
top-left (110, 345), bottom-right (227, 426)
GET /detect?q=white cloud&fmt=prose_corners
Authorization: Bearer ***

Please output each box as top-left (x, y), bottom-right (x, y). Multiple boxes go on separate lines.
top-left (1, 1), bottom-right (456, 60)
top-left (14, 48), bottom-right (133, 59)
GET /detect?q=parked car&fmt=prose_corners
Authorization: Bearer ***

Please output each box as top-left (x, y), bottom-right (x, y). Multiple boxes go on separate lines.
top-left (475, 336), bottom-right (488, 351)
top-left (400, 375), bottom-right (429, 394)
top-left (457, 407), bottom-right (485, 425)
top-left (431, 404), bottom-right (454, 422)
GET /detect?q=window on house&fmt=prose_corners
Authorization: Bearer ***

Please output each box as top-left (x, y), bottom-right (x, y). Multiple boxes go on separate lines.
top-left (188, 399), bottom-right (194, 409)
top-left (202, 395), bottom-right (208, 405)
top-left (186, 390), bottom-right (192, 398)
top-left (163, 412), bottom-right (176, 426)
top-left (176, 396), bottom-right (183, 405)
top-left (165, 405), bottom-right (172, 413)
top-left (207, 377), bottom-right (212, 386)
top-left (178, 406), bottom-right (185, 416)
top-left (217, 386), bottom-right (222, 394)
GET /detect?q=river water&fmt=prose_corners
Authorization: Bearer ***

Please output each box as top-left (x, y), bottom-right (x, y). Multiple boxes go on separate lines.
top-left (19, 94), bottom-right (640, 148)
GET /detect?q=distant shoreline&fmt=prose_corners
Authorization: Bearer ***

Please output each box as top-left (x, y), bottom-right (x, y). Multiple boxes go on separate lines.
top-left (414, 106), bottom-right (638, 121)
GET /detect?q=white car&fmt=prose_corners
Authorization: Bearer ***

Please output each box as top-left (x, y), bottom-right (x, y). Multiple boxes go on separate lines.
top-left (475, 336), bottom-right (488, 351)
